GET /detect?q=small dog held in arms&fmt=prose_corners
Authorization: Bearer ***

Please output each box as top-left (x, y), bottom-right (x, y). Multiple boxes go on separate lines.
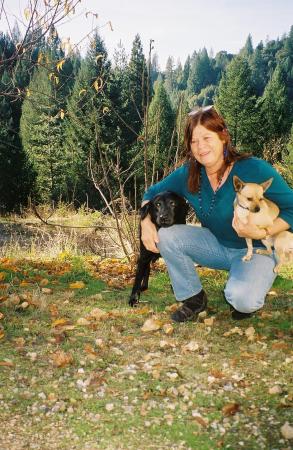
top-left (233, 175), bottom-right (293, 272)
top-left (129, 191), bottom-right (188, 307)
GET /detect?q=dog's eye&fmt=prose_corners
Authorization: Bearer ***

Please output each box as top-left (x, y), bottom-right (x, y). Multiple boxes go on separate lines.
top-left (247, 197), bottom-right (253, 201)
top-left (155, 202), bottom-right (160, 207)
top-left (170, 201), bottom-right (175, 207)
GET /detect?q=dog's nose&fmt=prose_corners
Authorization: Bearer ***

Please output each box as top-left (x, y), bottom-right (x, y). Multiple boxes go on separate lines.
top-left (254, 206), bottom-right (260, 213)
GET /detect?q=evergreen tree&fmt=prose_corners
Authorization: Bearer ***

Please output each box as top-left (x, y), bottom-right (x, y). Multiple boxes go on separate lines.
top-left (250, 41), bottom-right (267, 96)
top-left (164, 56), bottom-right (175, 94)
top-left (0, 71), bottom-right (31, 211)
top-left (259, 64), bottom-right (291, 142)
top-left (181, 55), bottom-right (191, 90)
top-left (187, 48), bottom-right (215, 95)
top-left (127, 34), bottom-right (148, 137)
top-left (20, 65), bottom-right (67, 202)
top-left (240, 34), bottom-right (254, 59)
top-left (147, 81), bottom-right (175, 181)
top-left (277, 25), bottom-right (293, 104)
top-left (64, 32), bottom-right (113, 206)
top-left (215, 55), bottom-right (260, 153)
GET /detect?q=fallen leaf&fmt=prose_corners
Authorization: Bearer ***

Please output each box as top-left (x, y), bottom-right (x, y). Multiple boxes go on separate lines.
top-left (222, 403), bottom-right (240, 416)
top-left (280, 422), bottom-right (293, 439)
top-left (76, 317), bottom-right (91, 326)
top-left (165, 303), bottom-right (179, 312)
top-left (194, 416), bottom-right (208, 427)
top-left (210, 369), bottom-right (225, 379)
top-left (162, 323), bottom-right (174, 335)
top-left (49, 304), bottom-right (59, 318)
top-left (69, 281), bottom-right (85, 289)
top-left (182, 340), bottom-right (199, 352)
top-left (51, 318), bottom-right (71, 328)
top-left (40, 278), bottom-right (49, 286)
top-left (88, 308), bottom-right (109, 321)
top-left (42, 288), bottom-right (53, 295)
top-left (272, 342), bottom-right (289, 350)
top-left (0, 360), bottom-right (14, 367)
top-left (0, 272), bottom-right (6, 281)
top-left (204, 317), bottom-right (215, 326)
top-left (51, 350), bottom-right (73, 368)
top-left (223, 327), bottom-right (243, 337)
top-left (269, 385), bottom-right (282, 395)
top-left (141, 318), bottom-right (162, 332)
top-left (0, 312), bottom-right (4, 320)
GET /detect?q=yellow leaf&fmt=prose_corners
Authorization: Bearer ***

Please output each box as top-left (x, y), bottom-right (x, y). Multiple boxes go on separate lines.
top-left (79, 89), bottom-right (87, 96)
top-left (51, 318), bottom-right (70, 328)
top-left (60, 109), bottom-right (65, 119)
top-left (204, 317), bottom-right (215, 326)
top-left (162, 323), bottom-right (174, 335)
top-left (93, 77), bottom-right (103, 92)
top-left (24, 8), bottom-right (31, 20)
top-left (0, 330), bottom-right (5, 340)
top-left (69, 281), bottom-right (85, 289)
top-left (102, 106), bottom-right (110, 114)
top-left (141, 318), bottom-right (162, 332)
top-left (0, 272), bottom-right (6, 281)
top-left (26, 88), bottom-right (31, 97)
top-left (54, 76), bottom-right (59, 85)
top-left (95, 54), bottom-right (104, 62)
top-left (49, 72), bottom-right (55, 81)
top-left (40, 278), bottom-right (49, 286)
top-left (37, 52), bottom-right (43, 64)
top-left (56, 59), bottom-right (65, 72)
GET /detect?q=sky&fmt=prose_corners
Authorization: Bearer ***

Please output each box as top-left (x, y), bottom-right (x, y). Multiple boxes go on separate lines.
top-left (1, 0), bottom-right (293, 68)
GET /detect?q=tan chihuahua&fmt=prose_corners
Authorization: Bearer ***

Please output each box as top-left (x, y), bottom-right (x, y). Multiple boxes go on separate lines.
top-left (233, 176), bottom-right (279, 262)
top-left (233, 176), bottom-right (293, 272)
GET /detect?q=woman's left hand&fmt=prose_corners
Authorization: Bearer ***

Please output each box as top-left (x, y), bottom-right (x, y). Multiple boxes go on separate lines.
top-left (232, 213), bottom-right (265, 240)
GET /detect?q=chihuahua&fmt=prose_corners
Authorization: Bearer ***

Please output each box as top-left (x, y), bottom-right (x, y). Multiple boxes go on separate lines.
top-left (233, 176), bottom-right (279, 262)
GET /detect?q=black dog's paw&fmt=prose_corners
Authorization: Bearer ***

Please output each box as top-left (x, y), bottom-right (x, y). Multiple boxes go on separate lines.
top-left (129, 293), bottom-right (140, 307)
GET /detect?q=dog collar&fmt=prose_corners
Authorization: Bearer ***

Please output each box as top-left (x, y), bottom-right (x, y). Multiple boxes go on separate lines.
top-left (236, 199), bottom-right (250, 211)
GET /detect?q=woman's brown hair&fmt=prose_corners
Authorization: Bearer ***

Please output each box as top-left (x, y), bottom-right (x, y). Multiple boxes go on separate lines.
top-left (184, 106), bottom-right (251, 193)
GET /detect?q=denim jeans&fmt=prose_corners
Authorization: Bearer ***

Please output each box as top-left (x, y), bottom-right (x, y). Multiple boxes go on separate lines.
top-left (157, 225), bottom-right (277, 313)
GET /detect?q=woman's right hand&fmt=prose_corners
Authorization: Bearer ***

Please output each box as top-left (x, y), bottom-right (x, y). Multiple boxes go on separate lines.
top-left (141, 216), bottom-right (160, 253)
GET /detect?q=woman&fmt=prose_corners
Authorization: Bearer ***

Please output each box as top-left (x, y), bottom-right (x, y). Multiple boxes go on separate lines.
top-left (141, 106), bottom-right (293, 322)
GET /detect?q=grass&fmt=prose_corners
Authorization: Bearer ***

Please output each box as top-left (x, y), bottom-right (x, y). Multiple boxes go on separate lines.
top-left (0, 255), bottom-right (292, 450)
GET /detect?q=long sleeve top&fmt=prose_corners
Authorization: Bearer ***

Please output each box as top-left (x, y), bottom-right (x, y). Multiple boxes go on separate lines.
top-left (142, 157), bottom-right (293, 249)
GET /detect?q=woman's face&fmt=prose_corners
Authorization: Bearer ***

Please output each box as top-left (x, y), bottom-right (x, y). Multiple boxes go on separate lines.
top-left (190, 124), bottom-right (225, 170)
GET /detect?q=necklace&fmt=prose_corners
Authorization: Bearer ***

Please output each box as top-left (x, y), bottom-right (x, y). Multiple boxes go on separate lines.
top-left (198, 169), bottom-right (224, 219)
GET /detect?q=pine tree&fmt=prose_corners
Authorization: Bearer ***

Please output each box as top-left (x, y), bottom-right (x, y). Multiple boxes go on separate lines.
top-left (127, 34), bottom-right (148, 137)
top-left (250, 41), bottom-right (267, 96)
top-left (187, 48), bottom-right (215, 95)
top-left (147, 81), bottom-right (175, 182)
top-left (215, 55), bottom-right (260, 153)
top-left (64, 32), bottom-right (113, 206)
top-left (0, 71), bottom-right (31, 211)
top-left (181, 55), bottom-right (191, 90)
top-left (164, 56), bottom-right (175, 94)
top-left (240, 34), bottom-right (254, 59)
top-left (260, 64), bottom-right (291, 142)
top-left (20, 65), bottom-right (67, 202)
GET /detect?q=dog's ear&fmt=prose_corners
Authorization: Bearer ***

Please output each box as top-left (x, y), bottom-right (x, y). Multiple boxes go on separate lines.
top-left (233, 175), bottom-right (244, 192)
top-left (260, 177), bottom-right (273, 193)
top-left (140, 201), bottom-right (152, 220)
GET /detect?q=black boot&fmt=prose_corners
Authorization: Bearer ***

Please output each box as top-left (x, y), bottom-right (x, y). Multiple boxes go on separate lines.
top-left (171, 290), bottom-right (208, 323)
top-left (231, 310), bottom-right (252, 320)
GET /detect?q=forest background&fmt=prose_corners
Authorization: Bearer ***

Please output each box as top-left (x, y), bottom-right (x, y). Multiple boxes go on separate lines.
top-left (1, 1), bottom-right (293, 218)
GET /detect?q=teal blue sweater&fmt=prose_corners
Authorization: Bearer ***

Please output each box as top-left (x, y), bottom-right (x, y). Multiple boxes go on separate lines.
top-left (143, 157), bottom-right (293, 249)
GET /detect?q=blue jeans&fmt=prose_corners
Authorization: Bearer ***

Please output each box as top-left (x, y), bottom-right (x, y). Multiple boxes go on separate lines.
top-left (157, 225), bottom-right (277, 313)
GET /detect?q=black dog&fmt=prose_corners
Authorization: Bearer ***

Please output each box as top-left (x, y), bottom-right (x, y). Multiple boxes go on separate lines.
top-left (129, 191), bottom-right (188, 307)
